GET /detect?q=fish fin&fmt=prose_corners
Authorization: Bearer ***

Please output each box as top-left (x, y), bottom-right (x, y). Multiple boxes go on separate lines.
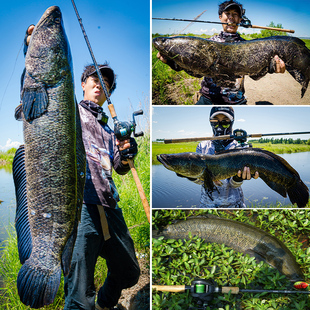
top-left (60, 104), bottom-right (86, 276)
top-left (287, 179), bottom-right (309, 208)
top-left (244, 249), bottom-right (265, 263)
top-left (76, 103), bottom-right (86, 223)
top-left (203, 166), bottom-right (215, 191)
top-left (22, 86), bottom-right (48, 122)
top-left (259, 173), bottom-right (287, 198)
top-left (286, 65), bottom-right (309, 98)
top-left (17, 258), bottom-right (61, 308)
top-left (13, 145), bottom-right (32, 264)
top-left (15, 104), bottom-right (23, 121)
top-left (61, 226), bottom-right (78, 276)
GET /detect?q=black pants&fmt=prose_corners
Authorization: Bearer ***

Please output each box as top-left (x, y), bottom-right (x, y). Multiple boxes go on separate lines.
top-left (195, 95), bottom-right (247, 105)
top-left (64, 204), bottom-right (140, 310)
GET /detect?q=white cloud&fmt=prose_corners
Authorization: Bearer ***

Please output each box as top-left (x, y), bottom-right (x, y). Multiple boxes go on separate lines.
top-left (237, 118), bottom-right (245, 122)
top-left (153, 120), bottom-right (158, 123)
top-left (199, 27), bottom-right (219, 35)
top-left (178, 129), bottom-right (185, 133)
top-left (0, 139), bottom-right (22, 151)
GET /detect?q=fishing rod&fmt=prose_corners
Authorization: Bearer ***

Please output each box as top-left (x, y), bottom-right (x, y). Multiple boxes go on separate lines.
top-left (164, 129), bottom-right (310, 145)
top-left (153, 279), bottom-right (310, 310)
top-left (153, 17), bottom-right (295, 33)
top-left (71, 0), bottom-right (150, 223)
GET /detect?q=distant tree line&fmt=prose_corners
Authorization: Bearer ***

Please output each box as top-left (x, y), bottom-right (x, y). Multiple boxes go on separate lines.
top-left (241, 22), bottom-right (288, 38)
top-left (255, 138), bottom-right (310, 145)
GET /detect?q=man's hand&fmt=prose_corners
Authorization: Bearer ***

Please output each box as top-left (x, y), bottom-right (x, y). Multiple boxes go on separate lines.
top-left (157, 52), bottom-right (167, 63)
top-left (116, 137), bottom-right (138, 164)
top-left (274, 55), bottom-right (285, 73)
top-left (236, 166), bottom-right (259, 180)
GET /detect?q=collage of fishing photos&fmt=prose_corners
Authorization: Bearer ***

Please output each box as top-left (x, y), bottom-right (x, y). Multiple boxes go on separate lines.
top-left (151, 0), bottom-right (310, 309)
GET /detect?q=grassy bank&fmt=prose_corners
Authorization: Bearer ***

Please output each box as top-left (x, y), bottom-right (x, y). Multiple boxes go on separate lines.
top-left (153, 209), bottom-right (310, 310)
top-left (152, 141), bottom-right (310, 165)
top-left (0, 135), bottom-right (150, 309)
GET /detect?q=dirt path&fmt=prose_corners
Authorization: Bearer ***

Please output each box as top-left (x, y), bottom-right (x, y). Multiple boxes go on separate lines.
top-left (117, 256), bottom-right (150, 310)
top-left (245, 72), bottom-right (310, 105)
top-left (153, 71), bottom-right (310, 105)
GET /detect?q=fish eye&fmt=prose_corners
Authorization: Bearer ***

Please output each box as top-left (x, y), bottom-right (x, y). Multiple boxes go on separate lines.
top-left (55, 17), bottom-right (61, 23)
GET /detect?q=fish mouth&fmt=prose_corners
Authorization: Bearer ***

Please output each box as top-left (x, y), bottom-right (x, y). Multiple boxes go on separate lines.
top-left (36, 6), bottom-right (61, 29)
top-left (157, 154), bottom-right (172, 170)
top-left (152, 37), bottom-right (166, 51)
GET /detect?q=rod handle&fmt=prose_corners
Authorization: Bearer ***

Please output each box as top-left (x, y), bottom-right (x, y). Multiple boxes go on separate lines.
top-left (128, 159), bottom-right (150, 223)
top-left (251, 25), bottom-right (295, 33)
top-left (152, 285), bottom-right (186, 293)
top-left (221, 286), bottom-right (240, 294)
top-left (107, 103), bottom-right (118, 120)
top-left (249, 133), bottom-right (262, 138)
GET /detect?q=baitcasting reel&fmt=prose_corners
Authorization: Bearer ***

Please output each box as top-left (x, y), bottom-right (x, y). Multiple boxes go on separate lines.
top-left (232, 129), bottom-right (252, 148)
top-left (114, 109), bottom-right (144, 141)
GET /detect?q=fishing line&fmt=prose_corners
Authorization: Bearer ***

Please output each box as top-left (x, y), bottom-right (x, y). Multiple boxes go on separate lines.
top-left (0, 41), bottom-right (24, 111)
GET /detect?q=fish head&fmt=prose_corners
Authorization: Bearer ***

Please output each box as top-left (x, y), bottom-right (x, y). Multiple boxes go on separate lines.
top-left (157, 152), bottom-right (206, 179)
top-left (153, 36), bottom-right (213, 73)
top-left (25, 6), bottom-right (73, 86)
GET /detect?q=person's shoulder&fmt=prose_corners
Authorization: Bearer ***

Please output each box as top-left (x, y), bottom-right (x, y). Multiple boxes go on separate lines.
top-left (197, 140), bottom-right (214, 153)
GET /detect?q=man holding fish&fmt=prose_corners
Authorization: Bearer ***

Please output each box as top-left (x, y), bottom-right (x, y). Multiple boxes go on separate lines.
top-left (156, 0), bottom-right (286, 105)
top-left (196, 106), bottom-right (259, 207)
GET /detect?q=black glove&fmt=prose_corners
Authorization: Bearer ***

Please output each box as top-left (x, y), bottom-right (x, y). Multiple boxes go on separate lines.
top-left (120, 138), bottom-right (138, 160)
top-left (232, 174), bottom-right (243, 182)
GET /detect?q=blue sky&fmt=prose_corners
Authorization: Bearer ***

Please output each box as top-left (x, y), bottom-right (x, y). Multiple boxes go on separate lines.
top-left (0, 0), bottom-right (150, 151)
top-left (152, 0), bottom-right (310, 37)
top-left (152, 106), bottom-right (310, 141)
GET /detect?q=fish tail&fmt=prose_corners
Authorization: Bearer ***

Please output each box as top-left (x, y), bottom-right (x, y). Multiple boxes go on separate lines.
top-left (287, 180), bottom-right (309, 208)
top-left (17, 259), bottom-right (61, 308)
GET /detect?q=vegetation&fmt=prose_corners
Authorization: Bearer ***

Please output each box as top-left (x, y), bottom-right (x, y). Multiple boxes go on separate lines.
top-left (0, 135), bottom-right (150, 309)
top-left (152, 209), bottom-right (310, 310)
top-left (0, 148), bottom-right (17, 167)
top-left (152, 22), bottom-right (310, 105)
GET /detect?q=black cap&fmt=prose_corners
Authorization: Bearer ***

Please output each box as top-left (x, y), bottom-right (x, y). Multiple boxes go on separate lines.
top-left (210, 106), bottom-right (234, 122)
top-left (219, 1), bottom-right (245, 17)
top-left (88, 65), bottom-right (115, 90)
top-left (81, 64), bottom-right (115, 91)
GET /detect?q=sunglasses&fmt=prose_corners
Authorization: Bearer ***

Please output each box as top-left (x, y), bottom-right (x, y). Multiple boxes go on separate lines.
top-left (210, 120), bottom-right (232, 128)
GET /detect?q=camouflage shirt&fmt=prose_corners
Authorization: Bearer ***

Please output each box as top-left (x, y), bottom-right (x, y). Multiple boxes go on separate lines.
top-left (196, 139), bottom-right (246, 208)
top-left (199, 31), bottom-right (247, 104)
top-left (78, 101), bottom-right (130, 208)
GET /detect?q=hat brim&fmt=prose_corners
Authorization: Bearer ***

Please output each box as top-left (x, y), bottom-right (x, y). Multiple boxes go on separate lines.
top-left (89, 66), bottom-right (115, 89)
top-left (222, 3), bottom-right (242, 16)
top-left (210, 111), bottom-right (234, 122)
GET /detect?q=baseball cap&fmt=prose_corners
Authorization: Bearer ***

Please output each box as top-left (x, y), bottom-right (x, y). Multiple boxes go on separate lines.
top-left (88, 65), bottom-right (115, 90)
top-left (82, 64), bottom-right (115, 91)
top-left (219, 1), bottom-right (245, 17)
top-left (209, 106), bottom-right (234, 122)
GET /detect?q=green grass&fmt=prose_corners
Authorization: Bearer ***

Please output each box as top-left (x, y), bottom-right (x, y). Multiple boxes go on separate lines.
top-left (0, 135), bottom-right (150, 309)
top-left (152, 141), bottom-right (310, 165)
top-left (251, 142), bottom-right (310, 154)
top-left (0, 148), bottom-right (16, 168)
top-left (152, 209), bottom-right (310, 310)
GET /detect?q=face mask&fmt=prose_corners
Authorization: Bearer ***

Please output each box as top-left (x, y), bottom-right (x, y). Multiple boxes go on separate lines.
top-left (210, 120), bottom-right (233, 136)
